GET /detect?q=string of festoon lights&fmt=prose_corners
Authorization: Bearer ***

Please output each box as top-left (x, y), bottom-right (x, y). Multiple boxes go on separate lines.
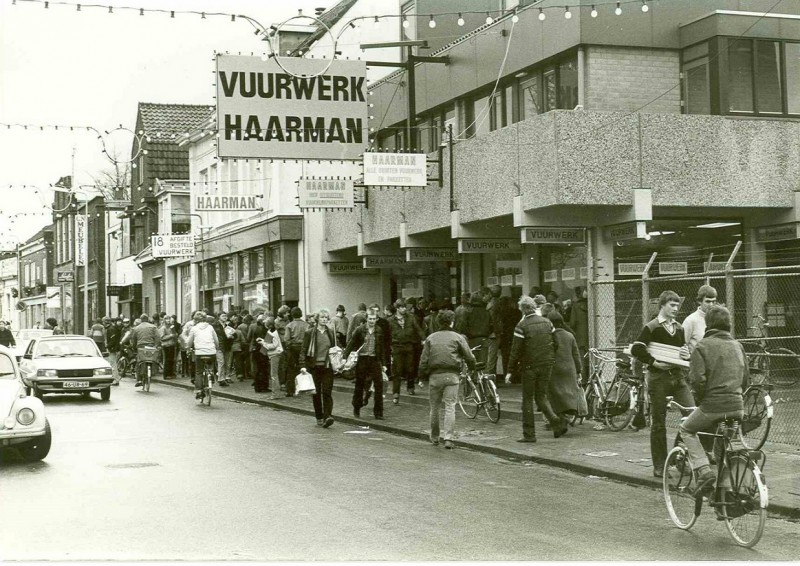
top-left (9, 0), bottom-right (664, 38)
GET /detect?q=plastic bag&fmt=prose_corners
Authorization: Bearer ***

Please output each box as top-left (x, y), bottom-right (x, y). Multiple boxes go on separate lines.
top-left (295, 368), bottom-right (316, 394)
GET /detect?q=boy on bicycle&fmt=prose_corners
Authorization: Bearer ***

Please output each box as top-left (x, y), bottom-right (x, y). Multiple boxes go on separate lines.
top-left (187, 313), bottom-right (219, 399)
top-left (680, 305), bottom-right (750, 493)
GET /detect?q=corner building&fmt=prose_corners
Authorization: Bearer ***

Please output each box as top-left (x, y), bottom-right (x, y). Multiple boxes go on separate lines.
top-left (315, 0), bottom-right (800, 343)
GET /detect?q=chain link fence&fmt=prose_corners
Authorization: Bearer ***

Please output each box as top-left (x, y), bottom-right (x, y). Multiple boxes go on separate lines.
top-left (589, 265), bottom-right (800, 446)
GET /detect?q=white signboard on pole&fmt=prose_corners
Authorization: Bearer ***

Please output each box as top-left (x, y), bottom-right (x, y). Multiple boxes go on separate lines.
top-left (75, 215), bottom-right (86, 267)
top-left (298, 178), bottom-right (354, 209)
top-left (216, 55), bottom-right (368, 160)
top-left (151, 234), bottom-right (196, 258)
top-left (363, 153), bottom-right (428, 187)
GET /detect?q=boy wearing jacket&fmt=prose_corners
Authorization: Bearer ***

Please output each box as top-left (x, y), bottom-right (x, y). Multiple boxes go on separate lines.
top-left (187, 313), bottom-right (219, 400)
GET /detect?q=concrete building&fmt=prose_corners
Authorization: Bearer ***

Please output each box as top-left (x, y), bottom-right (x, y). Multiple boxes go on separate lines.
top-left (309, 0), bottom-right (800, 344)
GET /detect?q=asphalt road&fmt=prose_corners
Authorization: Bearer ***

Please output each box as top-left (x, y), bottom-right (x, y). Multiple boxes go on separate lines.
top-left (2, 383), bottom-right (799, 561)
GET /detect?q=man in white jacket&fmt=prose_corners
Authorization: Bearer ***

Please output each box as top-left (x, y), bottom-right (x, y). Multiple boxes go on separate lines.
top-left (187, 313), bottom-right (219, 400)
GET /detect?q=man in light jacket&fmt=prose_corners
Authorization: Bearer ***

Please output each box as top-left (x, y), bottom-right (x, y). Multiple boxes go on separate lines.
top-left (187, 313), bottom-right (219, 400)
top-left (419, 309), bottom-right (476, 449)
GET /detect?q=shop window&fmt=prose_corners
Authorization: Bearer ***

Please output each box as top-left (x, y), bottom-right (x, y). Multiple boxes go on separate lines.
top-left (227, 258), bottom-right (235, 282)
top-left (787, 43), bottom-right (800, 114)
top-left (756, 41), bottom-right (782, 114)
top-left (240, 253), bottom-right (250, 281)
top-left (728, 41), bottom-right (754, 113)
top-left (684, 58), bottom-right (710, 114)
top-left (267, 244), bottom-right (282, 275)
top-left (558, 57), bottom-right (578, 110)
top-left (206, 262), bottom-right (217, 286)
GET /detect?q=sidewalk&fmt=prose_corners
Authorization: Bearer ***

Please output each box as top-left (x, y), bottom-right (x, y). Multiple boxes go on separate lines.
top-left (151, 373), bottom-right (800, 520)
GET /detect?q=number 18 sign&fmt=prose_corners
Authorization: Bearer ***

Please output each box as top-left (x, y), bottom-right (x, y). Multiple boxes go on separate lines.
top-left (151, 234), bottom-right (196, 258)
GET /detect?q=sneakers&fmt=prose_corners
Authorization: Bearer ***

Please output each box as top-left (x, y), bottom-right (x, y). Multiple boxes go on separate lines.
top-left (322, 417), bottom-right (335, 428)
top-left (429, 435), bottom-right (439, 446)
top-left (443, 440), bottom-right (454, 449)
top-left (316, 418), bottom-right (324, 426)
top-left (693, 465), bottom-right (716, 495)
top-left (393, 394), bottom-right (399, 405)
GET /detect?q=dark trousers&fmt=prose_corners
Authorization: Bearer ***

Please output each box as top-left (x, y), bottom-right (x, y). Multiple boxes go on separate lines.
top-left (648, 369), bottom-right (695, 470)
top-left (194, 354), bottom-right (217, 388)
top-left (181, 349), bottom-right (193, 378)
top-left (392, 348), bottom-right (415, 394)
top-left (412, 343), bottom-right (423, 383)
top-left (499, 338), bottom-right (512, 376)
top-left (285, 344), bottom-right (302, 397)
top-left (254, 351), bottom-right (271, 392)
top-left (311, 365), bottom-right (334, 420)
top-left (250, 350), bottom-right (259, 381)
top-left (521, 365), bottom-right (561, 439)
top-left (353, 356), bottom-right (383, 417)
top-left (231, 349), bottom-right (244, 378)
top-left (162, 345), bottom-right (176, 377)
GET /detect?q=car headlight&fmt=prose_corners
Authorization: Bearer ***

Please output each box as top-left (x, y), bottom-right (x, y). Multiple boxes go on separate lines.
top-left (17, 408), bottom-right (35, 426)
top-left (37, 369), bottom-right (58, 377)
top-left (93, 368), bottom-right (112, 376)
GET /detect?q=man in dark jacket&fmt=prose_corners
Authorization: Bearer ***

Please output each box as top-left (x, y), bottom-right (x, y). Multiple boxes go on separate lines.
top-left (0, 320), bottom-right (15, 348)
top-left (569, 286), bottom-right (590, 382)
top-left (630, 290), bottom-right (693, 477)
top-left (211, 313), bottom-right (232, 386)
top-left (344, 309), bottom-right (385, 420)
top-left (506, 295), bottom-right (567, 442)
top-left (456, 292), bottom-right (494, 366)
top-left (679, 305), bottom-right (749, 493)
top-left (129, 313), bottom-right (159, 388)
top-left (389, 299), bottom-right (424, 402)
top-left (419, 309), bottom-right (476, 449)
top-left (302, 309), bottom-right (338, 428)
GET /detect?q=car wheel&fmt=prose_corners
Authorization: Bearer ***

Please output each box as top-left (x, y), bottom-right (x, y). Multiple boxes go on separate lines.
top-left (100, 387), bottom-right (111, 401)
top-left (19, 419), bottom-right (52, 461)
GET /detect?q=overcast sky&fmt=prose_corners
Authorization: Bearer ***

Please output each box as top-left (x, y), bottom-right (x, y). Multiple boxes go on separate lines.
top-left (0, 0), bottom-right (332, 249)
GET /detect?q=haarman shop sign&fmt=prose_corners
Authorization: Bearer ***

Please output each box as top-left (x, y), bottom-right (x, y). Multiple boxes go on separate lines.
top-left (216, 55), bottom-right (368, 160)
top-left (362, 256), bottom-right (405, 269)
top-left (363, 152), bottom-right (427, 187)
top-left (521, 227), bottom-right (586, 245)
top-left (405, 248), bottom-right (459, 262)
top-left (195, 195), bottom-right (261, 212)
top-left (457, 239), bottom-right (522, 253)
top-left (298, 178), bottom-right (354, 209)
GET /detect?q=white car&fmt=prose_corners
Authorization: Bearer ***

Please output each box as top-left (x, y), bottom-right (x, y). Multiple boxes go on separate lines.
top-left (11, 328), bottom-right (54, 362)
top-left (0, 345), bottom-right (51, 461)
top-left (18, 335), bottom-right (114, 401)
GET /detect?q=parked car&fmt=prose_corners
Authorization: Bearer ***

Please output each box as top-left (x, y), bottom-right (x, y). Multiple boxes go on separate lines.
top-left (11, 328), bottom-right (54, 362)
top-left (18, 336), bottom-right (114, 401)
top-left (0, 345), bottom-right (52, 461)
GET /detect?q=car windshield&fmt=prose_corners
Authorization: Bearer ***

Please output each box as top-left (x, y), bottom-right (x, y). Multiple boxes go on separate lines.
top-left (0, 355), bottom-right (15, 379)
top-left (35, 340), bottom-right (99, 359)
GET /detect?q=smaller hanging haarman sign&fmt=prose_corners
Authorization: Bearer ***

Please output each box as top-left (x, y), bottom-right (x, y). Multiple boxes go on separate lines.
top-left (298, 178), bottom-right (354, 210)
top-left (363, 152), bottom-right (427, 187)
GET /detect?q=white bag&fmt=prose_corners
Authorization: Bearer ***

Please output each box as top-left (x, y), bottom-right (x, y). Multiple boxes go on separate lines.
top-left (295, 369), bottom-right (316, 394)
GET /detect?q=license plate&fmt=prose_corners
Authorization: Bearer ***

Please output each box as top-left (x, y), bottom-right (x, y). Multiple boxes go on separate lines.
top-left (63, 381), bottom-right (90, 388)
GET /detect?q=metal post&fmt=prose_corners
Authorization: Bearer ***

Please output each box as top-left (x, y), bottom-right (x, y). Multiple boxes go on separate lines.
top-left (725, 240), bottom-right (742, 337)
top-left (642, 252), bottom-right (658, 325)
top-left (705, 252), bottom-right (714, 285)
top-left (407, 45), bottom-right (416, 151)
top-left (448, 124), bottom-right (455, 211)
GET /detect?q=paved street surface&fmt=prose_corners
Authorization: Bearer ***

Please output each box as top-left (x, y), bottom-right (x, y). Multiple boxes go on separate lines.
top-left (2, 382), bottom-right (800, 561)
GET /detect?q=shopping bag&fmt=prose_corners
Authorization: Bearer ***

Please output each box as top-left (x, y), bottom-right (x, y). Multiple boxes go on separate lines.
top-left (381, 369), bottom-right (389, 382)
top-left (576, 380), bottom-right (589, 417)
top-left (295, 369), bottom-right (316, 394)
top-left (328, 346), bottom-right (344, 372)
top-left (342, 345), bottom-right (363, 372)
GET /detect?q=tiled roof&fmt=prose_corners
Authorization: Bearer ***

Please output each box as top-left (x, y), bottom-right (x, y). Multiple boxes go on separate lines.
top-left (137, 103), bottom-right (213, 140)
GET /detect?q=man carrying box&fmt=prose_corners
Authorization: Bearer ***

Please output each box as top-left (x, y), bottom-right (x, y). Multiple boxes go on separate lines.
top-left (631, 290), bottom-right (694, 478)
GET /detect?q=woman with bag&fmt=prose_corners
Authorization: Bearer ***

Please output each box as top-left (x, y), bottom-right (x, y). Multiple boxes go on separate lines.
top-left (546, 311), bottom-right (584, 424)
top-left (301, 309), bottom-right (338, 428)
top-left (258, 317), bottom-right (284, 400)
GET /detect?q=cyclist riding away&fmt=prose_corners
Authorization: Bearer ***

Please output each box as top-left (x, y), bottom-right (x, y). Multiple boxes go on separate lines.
top-left (187, 313), bottom-right (219, 400)
top-left (129, 313), bottom-right (160, 388)
top-left (680, 305), bottom-right (751, 494)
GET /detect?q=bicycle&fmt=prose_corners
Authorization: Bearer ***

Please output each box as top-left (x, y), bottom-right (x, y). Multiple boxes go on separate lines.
top-left (457, 346), bottom-right (501, 423)
top-left (582, 348), bottom-right (638, 431)
top-left (739, 383), bottom-right (774, 450)
top-left (137, 346), bottom-right (159, 393)
top-left (116, 349), bottom-right (135, 379)
top-left (195, 354), bottom-right (215, 406)
top-left (743, 314), bottom-right (800, 387)
top-left (662, 398), bottom-right (768, 548)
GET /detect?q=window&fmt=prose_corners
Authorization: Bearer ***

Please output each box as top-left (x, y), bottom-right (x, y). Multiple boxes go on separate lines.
top-left (489, 91), bottom-right (506, 131)
top-left (518, 74), bottom-right (542, 121)
top-left (683, 52), bottom-right (710, 115)
top-left (786, 43), bottom-right (800, 114)
top-left (558, 58), bottom-right (579, 110)
top-left (267, 244), bottom-right (282, 275)
top-left (756, 41), bottom-right (782, 114)
top-left (543, 68), bottom-right (557, 112)
top-left (728, 41), bottom-right (754, 112)
top-left (240, 253), bottom-right (250, 281)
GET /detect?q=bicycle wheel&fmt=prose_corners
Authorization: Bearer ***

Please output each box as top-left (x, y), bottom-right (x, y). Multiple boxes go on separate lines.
top-left (663, 445), bottom-right (700, 530)
top-left (739, 388), bottom-right (772, 450)
top-left (722, 454), bottom-right (767, 548)
top-left (457, 375), bottom-right (479, 419)
top-left (144, 364), bottom-right (151, 392)
top-left (482, 377), bottom-right (501, 423)
top-left (116, 357), bottom-right (128, 378)
top-left (768, 348), bottom-right (800, 387)
top-left (604, 378), bottom-right (635, 432)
